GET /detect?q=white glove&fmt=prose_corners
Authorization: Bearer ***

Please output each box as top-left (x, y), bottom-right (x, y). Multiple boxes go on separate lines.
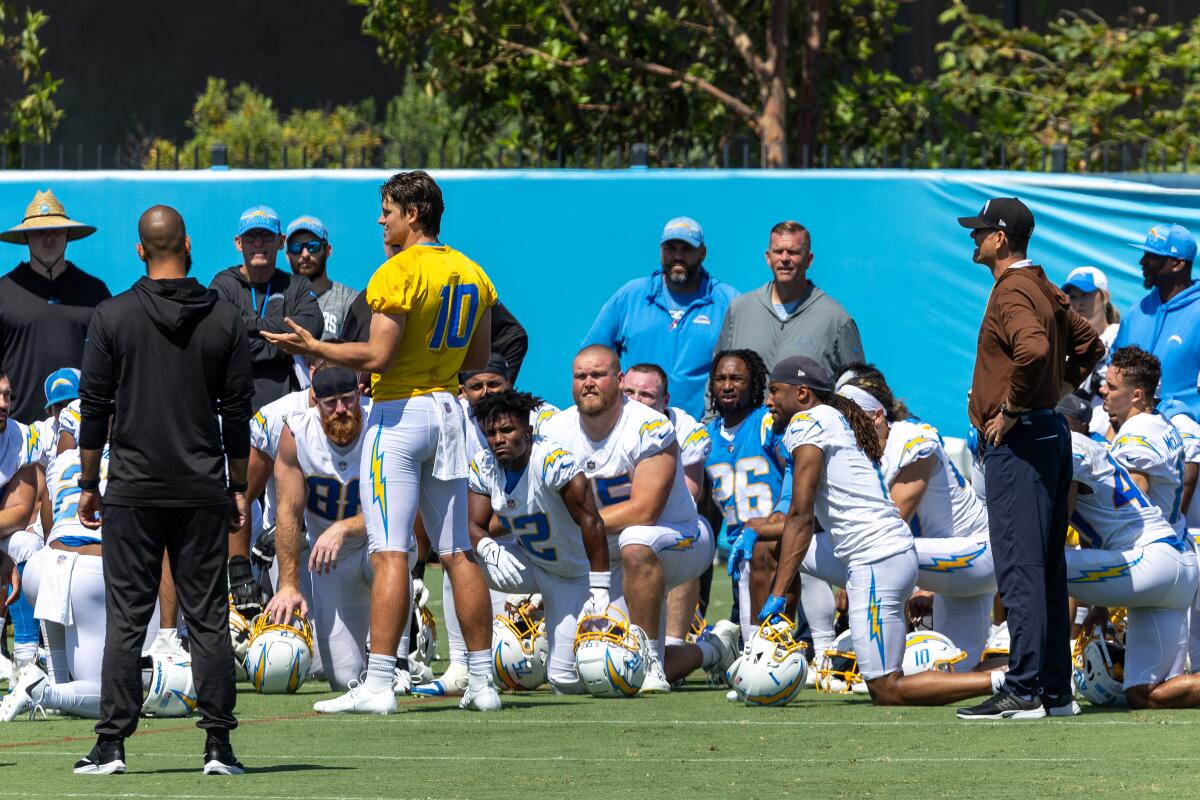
top-left (581, 571), bottom-right (611, 618)
top-left (477, 537), bottom-right (526, 587)
top-left (412, 578), bottom-right (430, 609)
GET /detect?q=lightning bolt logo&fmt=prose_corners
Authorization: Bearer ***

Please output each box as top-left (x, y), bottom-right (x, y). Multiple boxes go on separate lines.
top-left (170, 689), bottom-right (199, 713)
top-left (1069, 553), bottom-right (1143, 583)
top-left (920, 543), bottom-right (988, 573)
top-left (252, 411), bottom-right (269, 448)
top-left (684, 428), bottom-right (710, 448)
top-left (902, 436), bottom-right (937, 455)
top-left (666, 529), bottom-right (700, 551)
top-left (1114, 434), bottom-right (1159, 456)
top-left (605, 649), bottom-right (638, 696)
top-left (639, 419), bottom-right (666, 439)
top-left (371, 423), bottom-right (388, 541)
top-left (22, 424), bottom-right (39, 463)
top-left (868, 570), bottom-right (885, 664)
top-left (542, 448), bottom-right (572, 479)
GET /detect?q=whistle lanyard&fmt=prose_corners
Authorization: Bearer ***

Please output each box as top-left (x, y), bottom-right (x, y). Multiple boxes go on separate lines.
top-left (250, 281), bottom-right (273, 318)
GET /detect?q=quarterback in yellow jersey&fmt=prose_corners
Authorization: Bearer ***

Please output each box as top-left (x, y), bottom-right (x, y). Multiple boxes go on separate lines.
top-left (263, 170), bottom-right (503, 714)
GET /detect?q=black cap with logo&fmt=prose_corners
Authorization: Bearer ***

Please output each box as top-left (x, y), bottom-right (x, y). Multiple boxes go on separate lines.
top-left (769, 355), bottom-right (833, 393)
top-left (957, 197), bottom-right (1035, 238)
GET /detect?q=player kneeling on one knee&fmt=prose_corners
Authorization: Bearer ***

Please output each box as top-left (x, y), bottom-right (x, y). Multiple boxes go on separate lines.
top-left (467, 390), bottom-right (609, 694)
top-left (761, 356), bottom-right (998, 707)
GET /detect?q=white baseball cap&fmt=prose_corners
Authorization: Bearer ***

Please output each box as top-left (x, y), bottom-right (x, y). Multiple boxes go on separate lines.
top-left (1061, 266), bottom-right (1108, 295)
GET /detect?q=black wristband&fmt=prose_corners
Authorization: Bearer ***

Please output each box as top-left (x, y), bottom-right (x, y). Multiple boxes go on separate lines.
top-left (1000, 404), bottom-right (1021, 419)
top-left (228, 482), bottom-right (248, 493)
top-left (77, 478), bottom-right (101, 491)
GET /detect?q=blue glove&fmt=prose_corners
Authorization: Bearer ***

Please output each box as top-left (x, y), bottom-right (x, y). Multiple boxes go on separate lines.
top-left (758, 594), bottom-right (786, 623)
top-left (727, 529), bottom-right (759, 578)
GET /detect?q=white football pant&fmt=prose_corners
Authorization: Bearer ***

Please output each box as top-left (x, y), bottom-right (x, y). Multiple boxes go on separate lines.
top-left (913, 536), bottom-right (997, 666)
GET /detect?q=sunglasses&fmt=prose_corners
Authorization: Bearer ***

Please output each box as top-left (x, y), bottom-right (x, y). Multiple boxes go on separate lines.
top-left (287, 240), bottom-right (326, 255)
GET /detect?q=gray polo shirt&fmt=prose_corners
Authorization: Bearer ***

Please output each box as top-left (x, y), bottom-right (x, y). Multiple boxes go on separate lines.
top-left (317, 281), bottom-right (358, 340)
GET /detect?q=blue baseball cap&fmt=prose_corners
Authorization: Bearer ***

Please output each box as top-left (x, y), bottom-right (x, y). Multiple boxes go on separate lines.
top-left (237, 205), bottom-right (282, 237)
top-left (1127, 223), bottom-right (1197, 262)
top-left (1061, 266), bottom-right (1108, 295)
top-left (286, 215), bottom-right (328, 242)
top-left (43, 367), bottom-right (80, 409)
top-left (660, 216), bottom-right (704, 248)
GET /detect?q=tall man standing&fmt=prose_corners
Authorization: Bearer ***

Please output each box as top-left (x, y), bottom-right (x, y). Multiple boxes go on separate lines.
top-left (285, 216), bottom-right (357, 341)
top-left (954, 197), bottom-right (1104, 721)
top-left (0, 190), bottom-right (109, 424)
top-left (582, 217), bottom-right (737, 419)
top-left (211, 205), bottom-right (323, 409)
top-left (76, 206), bottom-right (253, 774)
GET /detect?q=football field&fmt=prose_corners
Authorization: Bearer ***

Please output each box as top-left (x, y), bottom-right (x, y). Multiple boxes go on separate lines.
top-left (1, 570), bottom-right (1196, 798)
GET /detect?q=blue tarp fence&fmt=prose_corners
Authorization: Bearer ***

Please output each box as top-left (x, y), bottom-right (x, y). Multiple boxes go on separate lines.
top-left (5, 168), bottom-right (1200, 437)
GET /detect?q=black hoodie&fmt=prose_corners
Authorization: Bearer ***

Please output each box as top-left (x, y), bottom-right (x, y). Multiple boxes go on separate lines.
top-left (79, 276), bottom-right (253, 507)
top-left (209, 265), bottom-right (323, 409)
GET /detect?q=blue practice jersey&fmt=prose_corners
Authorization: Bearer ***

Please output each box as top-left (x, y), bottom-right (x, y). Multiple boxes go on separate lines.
top-left (705, 406), bottom-right (786, 545)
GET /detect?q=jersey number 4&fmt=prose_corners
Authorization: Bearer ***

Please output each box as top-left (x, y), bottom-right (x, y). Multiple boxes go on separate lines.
top-left (429, 282), bottom-right (480, 350)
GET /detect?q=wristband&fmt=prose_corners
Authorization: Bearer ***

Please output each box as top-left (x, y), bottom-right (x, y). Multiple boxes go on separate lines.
top-left (227, 482), bottom-right (248, 493)
top-left (1000, 404), bottom-right (1021, 419)
top-left (588, 571), bottom-right (611, 590)
top-left (77, 478), bottom-right (101, 491)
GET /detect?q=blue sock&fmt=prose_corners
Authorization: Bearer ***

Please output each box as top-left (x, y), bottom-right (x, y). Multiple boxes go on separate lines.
top-left (11, 563), bottom-right (38, 663)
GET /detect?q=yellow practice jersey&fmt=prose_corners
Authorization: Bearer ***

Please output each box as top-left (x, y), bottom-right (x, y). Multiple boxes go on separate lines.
top-left (366, 243), bottom-right (497, 401)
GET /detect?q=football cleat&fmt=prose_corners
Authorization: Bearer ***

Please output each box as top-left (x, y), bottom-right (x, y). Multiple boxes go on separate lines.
top-left (459, 679), bottom-right (503, 712)
top-left (412, 662), bottom-right (469, 697)
top-left (631, 625), bottom-right (670, 694)
top-left (0, 663), bottom-right (47, 722)
top-left (573, 607), bottom-right (646, 697)
top-left (313, 683), bottom-right (396, 715)
top-left (408, 658), bottom-right (434, 686)
top-left (699, 619), bottom-right (740, 685)
top-left (393, 667), bottom-right (412, 695)
top-left (245, 611), bottom-right (314, 694)
top-left (727, 616), bottom-right (808, 707)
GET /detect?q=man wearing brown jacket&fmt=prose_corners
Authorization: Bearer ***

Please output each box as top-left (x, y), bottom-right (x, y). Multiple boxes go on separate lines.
top-left (954, 197), bottom-right (1105, 721)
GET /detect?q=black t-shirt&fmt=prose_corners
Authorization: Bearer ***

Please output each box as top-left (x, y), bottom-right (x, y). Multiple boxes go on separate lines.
top-left (0, 261), bottom-right (110, 423)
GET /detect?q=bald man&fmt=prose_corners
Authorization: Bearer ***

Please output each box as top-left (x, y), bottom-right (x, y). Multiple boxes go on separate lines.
top-left (75, 205), bottom-right (253, 775)
top-left (541, 346), bottom-right (718, 693)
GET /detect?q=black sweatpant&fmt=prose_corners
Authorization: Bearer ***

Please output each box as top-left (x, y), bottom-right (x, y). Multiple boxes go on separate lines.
top-left (96, 503), bottom-right (237, 738)
top-left (980, 412), bottom-right (1073, 702)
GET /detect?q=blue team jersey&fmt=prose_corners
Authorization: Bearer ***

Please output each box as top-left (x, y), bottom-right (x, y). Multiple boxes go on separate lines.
top-left (705, 406), bottom-right (786, 545)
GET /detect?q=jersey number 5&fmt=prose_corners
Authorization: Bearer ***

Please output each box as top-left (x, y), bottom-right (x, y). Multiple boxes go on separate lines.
top-left (430, 282), bottom-right (480, 350)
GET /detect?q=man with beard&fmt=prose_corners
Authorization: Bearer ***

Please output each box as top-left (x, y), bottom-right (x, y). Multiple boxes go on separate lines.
top-left (285, 216), bottom-right (357, 341)
top-left (210, 206), bottom-right (324, 409)
top-left (582, 218), bottom-right (736, 419)
top-left (265, 366), bottom-right (394, 692)
top-left (1112, 223), bottom-right (1200, 417)
top-left (541, 346), bottom-right (716, 693)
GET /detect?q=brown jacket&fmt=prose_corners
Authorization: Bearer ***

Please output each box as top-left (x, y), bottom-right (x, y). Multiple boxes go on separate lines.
top-left (969, 265), bottom-right (1104, 431)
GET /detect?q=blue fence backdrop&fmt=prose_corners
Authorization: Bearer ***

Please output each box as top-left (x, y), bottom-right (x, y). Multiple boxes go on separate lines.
top-left (4, 168), bottom-right (1200, 437)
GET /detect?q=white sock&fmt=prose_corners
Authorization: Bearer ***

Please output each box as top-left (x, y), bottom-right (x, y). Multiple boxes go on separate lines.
top-left (665, 636), bottom-right (685, 648)
top-left (365, 653), bottom-right (397, 693)
top-left (990, 670), bottom-right (1006, 694)
top-left (13, 643), bottom-right (36, 665)
top-left (443, 571), bottom-right (467, 665)
top-left (467, 649), bottom-right (490, 687)
top-left (695, 639), bottom-right (720, 670)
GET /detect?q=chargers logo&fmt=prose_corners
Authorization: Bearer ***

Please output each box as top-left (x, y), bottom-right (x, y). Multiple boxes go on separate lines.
top-left (868, 571), bottom-right (885, 664)
top-left (371, 424), bottom-right (388, 540)
top-left (1113, 434), bottom-right (1159, 456)
top-left (920, 543), bottom-right (988, 573)
top-left (1069, 554), bottom-right (1142, 583)
top-left (542, 448), bottom-right (572, 479)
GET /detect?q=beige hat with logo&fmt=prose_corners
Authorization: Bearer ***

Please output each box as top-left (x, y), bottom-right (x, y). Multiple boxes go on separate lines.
top-left (0, 189), bottom-right (96, 244)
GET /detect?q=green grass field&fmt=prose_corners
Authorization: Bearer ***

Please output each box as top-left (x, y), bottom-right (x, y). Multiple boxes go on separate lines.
top-left (2, 569), bottom-right (1198, 798)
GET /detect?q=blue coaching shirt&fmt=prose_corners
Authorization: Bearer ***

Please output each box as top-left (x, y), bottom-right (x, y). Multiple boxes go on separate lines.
top-left (1113, 281), bottom-right (1200, 418)
top-left (582, 268), bottom-right (737, 419)
top-left (705, 406), bottom-right (787, 547)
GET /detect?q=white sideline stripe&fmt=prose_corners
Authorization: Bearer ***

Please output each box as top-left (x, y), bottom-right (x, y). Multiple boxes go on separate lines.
top-left (3, 751), bottom-right (1196, 765)
top-left (238, 715), bottom-right (1200, 728)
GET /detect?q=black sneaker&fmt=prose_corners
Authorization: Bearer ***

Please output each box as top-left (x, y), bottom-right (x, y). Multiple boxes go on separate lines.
top-left (202, 735), bottom-right (245, 775)
top-left (73, 736), bottom-right (126, 775)
top-left (956, 691), bottom-right (1046, 721)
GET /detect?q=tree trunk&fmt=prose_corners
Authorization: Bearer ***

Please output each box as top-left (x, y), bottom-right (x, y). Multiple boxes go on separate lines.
top-left (795, 0), bottom-right (829, 166)
top-left (761, 0), bottom-right (789, 167)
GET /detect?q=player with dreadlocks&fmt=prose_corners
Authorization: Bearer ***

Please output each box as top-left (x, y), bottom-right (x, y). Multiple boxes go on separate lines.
top-left (762, 356), bottom-right (999, 705)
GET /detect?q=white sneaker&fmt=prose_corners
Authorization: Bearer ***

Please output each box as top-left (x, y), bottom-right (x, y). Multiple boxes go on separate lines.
top-left (725, 689), bottom-right (740, 703)
top-left (805, 663), bottom-right (817, 687)
top-left (699, 620), bottom-right (740, 684)
top-left (412, 662), bottom-right (469, 697)
top-left (629, 625), bottom-right (670, 694)
top-left (459, 679), bottom-right (502, 712)
top-left (149, 629), bottom-right (189, 662)
top-left (0, 664), bottom-right (47, 722)
top-left (0, 652), bottom-right (13, 684)
top-left (409, 660), bottom-right (434, 686)
top-left (393, 668), bottom-right (412, 695)
top-left (313, 683), bottom-right (396, 715)
top-left (851, 679), bottom-right (870, 695)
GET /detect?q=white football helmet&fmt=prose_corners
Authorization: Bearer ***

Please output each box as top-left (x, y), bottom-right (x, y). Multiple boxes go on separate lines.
top-left (574, 606), bottom-right (646, 697)
top-left (245, 611), bottom-right (315, 694)
top-left (229, 601), bottom-right (252, 665)
top-left (726, 616), bottom-right (808, 706)
top-left (1073, 625), bottom-right (1127, 707)
top-left (902, 631), bottom-right (967, 675)
top-left (141, 655), bottom-right (197, 717)
top-left (815, 630), bottom-right (866, 694)
top-left (492, 596), bottom-right (549, 691)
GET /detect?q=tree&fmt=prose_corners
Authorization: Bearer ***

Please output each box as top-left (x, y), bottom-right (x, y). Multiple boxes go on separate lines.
top-left (0, 3), bottom-right (62, 149)
top-left (352, 0), bottom-right (914, 167)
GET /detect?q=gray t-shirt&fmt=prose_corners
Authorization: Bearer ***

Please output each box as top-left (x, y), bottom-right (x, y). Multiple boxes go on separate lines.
top-left (316, 281), bottom-right (358, 340)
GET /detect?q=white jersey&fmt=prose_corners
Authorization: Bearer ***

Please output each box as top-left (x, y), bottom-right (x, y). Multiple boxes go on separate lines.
top-left (57, 399), bottom-right (81, 445)
top-left (1069, 431), bottom-right (1181, 551)
top-left (881, 420), bottom-right (988, 542)
top-left (781, 404), bottom-right (912, 567)
top-left (460, 397), bottom-right (559, 464)
top-left (286, 405), bottom-right (368, 551)
top-left (1166, 410), bottom-right (1200, 533)
top-left (0, 421), bottom-right (25, 486)
top-left (468, 436), bottom-right (589, 578)
top-left (46, 447), bottom-right (109, 545)
top-left (542, 397), bottom-right (697, 530)
top-left (251, 389), bottom-right (312, 528)
top-left (1110, 412), bottom-right (1186, 532)
top-left (17, 419), bottom-right (52, 471)
top-left (667, 407), bottom-right (712, 468)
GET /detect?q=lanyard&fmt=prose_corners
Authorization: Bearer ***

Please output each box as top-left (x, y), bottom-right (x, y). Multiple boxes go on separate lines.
top-left (250, 280), bottom-right (273, 319)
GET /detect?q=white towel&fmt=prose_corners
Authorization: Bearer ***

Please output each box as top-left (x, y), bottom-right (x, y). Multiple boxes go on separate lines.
top-left (34, 550), bottom-right (77, 626)
top-left (430, 391), bottom-right (469, 481)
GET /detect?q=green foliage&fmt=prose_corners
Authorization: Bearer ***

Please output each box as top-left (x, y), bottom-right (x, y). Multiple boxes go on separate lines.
top-left (146, 78), bottom-right (383, 169)
top-left (0, 4), bottom-right (62, 148)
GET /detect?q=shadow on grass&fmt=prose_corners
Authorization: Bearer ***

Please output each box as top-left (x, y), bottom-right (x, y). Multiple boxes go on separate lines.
top-left (400, 699), bottom-right (577, 713)
top-left (141, 763), bottom-right (352, 775)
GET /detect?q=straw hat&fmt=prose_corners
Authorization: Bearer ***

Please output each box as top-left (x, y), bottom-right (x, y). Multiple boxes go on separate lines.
top-left (0, 189), bottom-right (96, 244)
